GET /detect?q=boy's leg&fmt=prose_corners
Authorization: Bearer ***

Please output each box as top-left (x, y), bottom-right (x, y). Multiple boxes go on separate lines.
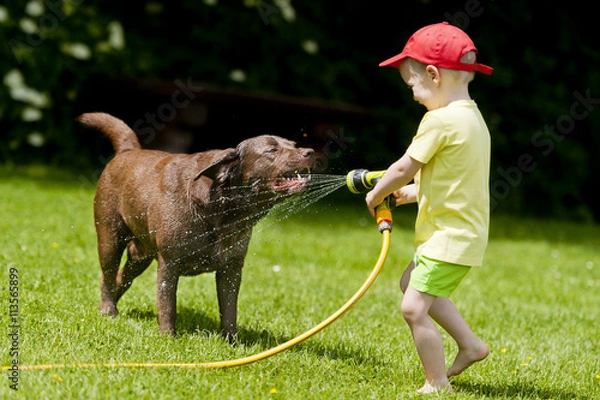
top-left (401, 287), bottom-right (452, 392)
top-left (400, 260), bottom-right (488, 378)
top-left (428, 297), bottom-right (489, 377)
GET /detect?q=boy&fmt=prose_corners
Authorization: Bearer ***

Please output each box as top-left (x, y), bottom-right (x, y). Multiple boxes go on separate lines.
top-left (366, 22), bottom-right (493, 394)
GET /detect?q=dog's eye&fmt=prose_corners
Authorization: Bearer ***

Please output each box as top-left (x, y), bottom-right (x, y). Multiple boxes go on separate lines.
top-left (265, 148), bottom-right (278, 154)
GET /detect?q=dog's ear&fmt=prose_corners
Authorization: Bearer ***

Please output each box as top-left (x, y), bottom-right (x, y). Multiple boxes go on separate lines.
top-left (194, 149), bottom-right (239, 182)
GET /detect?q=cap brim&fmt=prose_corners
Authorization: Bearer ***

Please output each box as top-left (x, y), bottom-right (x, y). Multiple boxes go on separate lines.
top-left (378, 53), bottom-right (407, 68)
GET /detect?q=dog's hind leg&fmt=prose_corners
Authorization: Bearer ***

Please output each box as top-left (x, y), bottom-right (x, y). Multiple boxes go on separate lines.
top-left (96, 215), bottom-right (130, 317)
top-left (97, 239), bottom-right (127, 317)
top-left (114, 239), bottom-right (153, 303)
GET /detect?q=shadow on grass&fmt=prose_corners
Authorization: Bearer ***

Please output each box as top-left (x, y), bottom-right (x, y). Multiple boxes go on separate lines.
top-left (126, 306), bottom-right (384, 367)
top-left (454, 380), bottom-right (583, 399)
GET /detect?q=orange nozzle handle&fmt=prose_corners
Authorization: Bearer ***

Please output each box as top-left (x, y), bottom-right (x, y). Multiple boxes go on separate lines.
top-left (375, 195), bottom-right (395, 233)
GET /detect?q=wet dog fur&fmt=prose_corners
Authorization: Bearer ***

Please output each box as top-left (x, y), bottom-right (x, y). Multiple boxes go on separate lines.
top-left (79, 112), bottom-right (318, 342)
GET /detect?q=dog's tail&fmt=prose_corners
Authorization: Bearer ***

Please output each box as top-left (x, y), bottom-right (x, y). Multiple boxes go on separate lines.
top-left (77, 112), bottom-right (141, 154)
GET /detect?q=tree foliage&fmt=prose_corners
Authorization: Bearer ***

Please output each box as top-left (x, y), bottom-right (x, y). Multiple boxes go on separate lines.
top-left (1, 1), bottom-right (598, 221)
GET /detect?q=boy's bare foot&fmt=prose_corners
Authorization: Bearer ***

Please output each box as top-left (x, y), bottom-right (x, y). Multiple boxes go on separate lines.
top-left (447, 340), bottom-right (489, 377)
top-left (417, 380), bottom-right (454, 394)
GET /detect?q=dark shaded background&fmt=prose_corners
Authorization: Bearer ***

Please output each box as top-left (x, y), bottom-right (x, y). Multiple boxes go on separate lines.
top-left (1, 1), bottom-right (598, 222)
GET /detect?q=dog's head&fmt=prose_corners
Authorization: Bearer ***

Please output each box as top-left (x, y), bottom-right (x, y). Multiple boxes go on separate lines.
top-left (195, 135), bottom-right (321, 197)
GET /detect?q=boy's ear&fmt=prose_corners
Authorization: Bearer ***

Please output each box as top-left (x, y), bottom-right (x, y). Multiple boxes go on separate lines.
top-left (426, 65), bottom-right (441, 85)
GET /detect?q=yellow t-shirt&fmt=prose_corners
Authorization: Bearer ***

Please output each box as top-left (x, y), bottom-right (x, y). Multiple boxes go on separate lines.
top-left (406, 100), bottom-right (490, 267)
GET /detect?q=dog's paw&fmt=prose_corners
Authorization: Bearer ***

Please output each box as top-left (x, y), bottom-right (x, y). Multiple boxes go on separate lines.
top-left (222, 331), bottom-right (239, 346)
top-left (159, 327), bottom-right (177, 338)
top-left (98, 302), bottom-right (119, 317)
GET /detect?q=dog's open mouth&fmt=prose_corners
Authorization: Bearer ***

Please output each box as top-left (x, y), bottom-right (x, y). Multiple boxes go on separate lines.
top-left (272, 169), bottom-right (312, 193)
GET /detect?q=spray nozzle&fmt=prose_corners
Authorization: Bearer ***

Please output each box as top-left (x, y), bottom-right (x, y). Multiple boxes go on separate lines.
top-left (346, 169), bottom-right (387, 194)
top-left (346, 169), bottom-right (394, 232)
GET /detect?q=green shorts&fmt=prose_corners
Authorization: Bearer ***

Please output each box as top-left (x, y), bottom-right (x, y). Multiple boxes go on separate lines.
top-left (408, 255), bottom-right (471, 298)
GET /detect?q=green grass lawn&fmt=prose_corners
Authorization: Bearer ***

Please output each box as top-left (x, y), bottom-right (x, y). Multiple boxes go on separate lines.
top-left (1, 166), bottom-right (599, 399)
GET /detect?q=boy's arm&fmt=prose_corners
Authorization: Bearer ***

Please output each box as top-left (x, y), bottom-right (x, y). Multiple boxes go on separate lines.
top-left (365, 152), bottom-right (423, 217)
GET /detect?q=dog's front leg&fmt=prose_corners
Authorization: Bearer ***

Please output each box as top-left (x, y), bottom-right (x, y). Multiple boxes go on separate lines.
top-left (216, 263), bottom-right (243, 344)
top-left (156, 255), bottom-right (180, 336)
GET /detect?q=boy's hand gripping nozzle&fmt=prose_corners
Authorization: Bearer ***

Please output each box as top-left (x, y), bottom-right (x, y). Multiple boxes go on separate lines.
top-left (346, 169), bottom-right (395, 233)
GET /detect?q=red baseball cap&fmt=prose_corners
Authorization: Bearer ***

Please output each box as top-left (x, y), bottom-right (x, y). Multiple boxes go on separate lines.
top-left (379, 22), bottom-right (493, 75)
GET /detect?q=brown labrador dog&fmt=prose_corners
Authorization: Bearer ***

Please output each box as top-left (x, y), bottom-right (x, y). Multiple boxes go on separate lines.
top-left (78, 112), bottom-right (318, 342)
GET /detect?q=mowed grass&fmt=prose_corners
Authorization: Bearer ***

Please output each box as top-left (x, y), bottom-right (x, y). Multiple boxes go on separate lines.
top-left (1, 166), bottom-right (599, 399)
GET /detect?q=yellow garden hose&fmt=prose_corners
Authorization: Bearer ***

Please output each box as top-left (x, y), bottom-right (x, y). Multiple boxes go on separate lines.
top-left (3, 227), bottom-right (391, 371)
